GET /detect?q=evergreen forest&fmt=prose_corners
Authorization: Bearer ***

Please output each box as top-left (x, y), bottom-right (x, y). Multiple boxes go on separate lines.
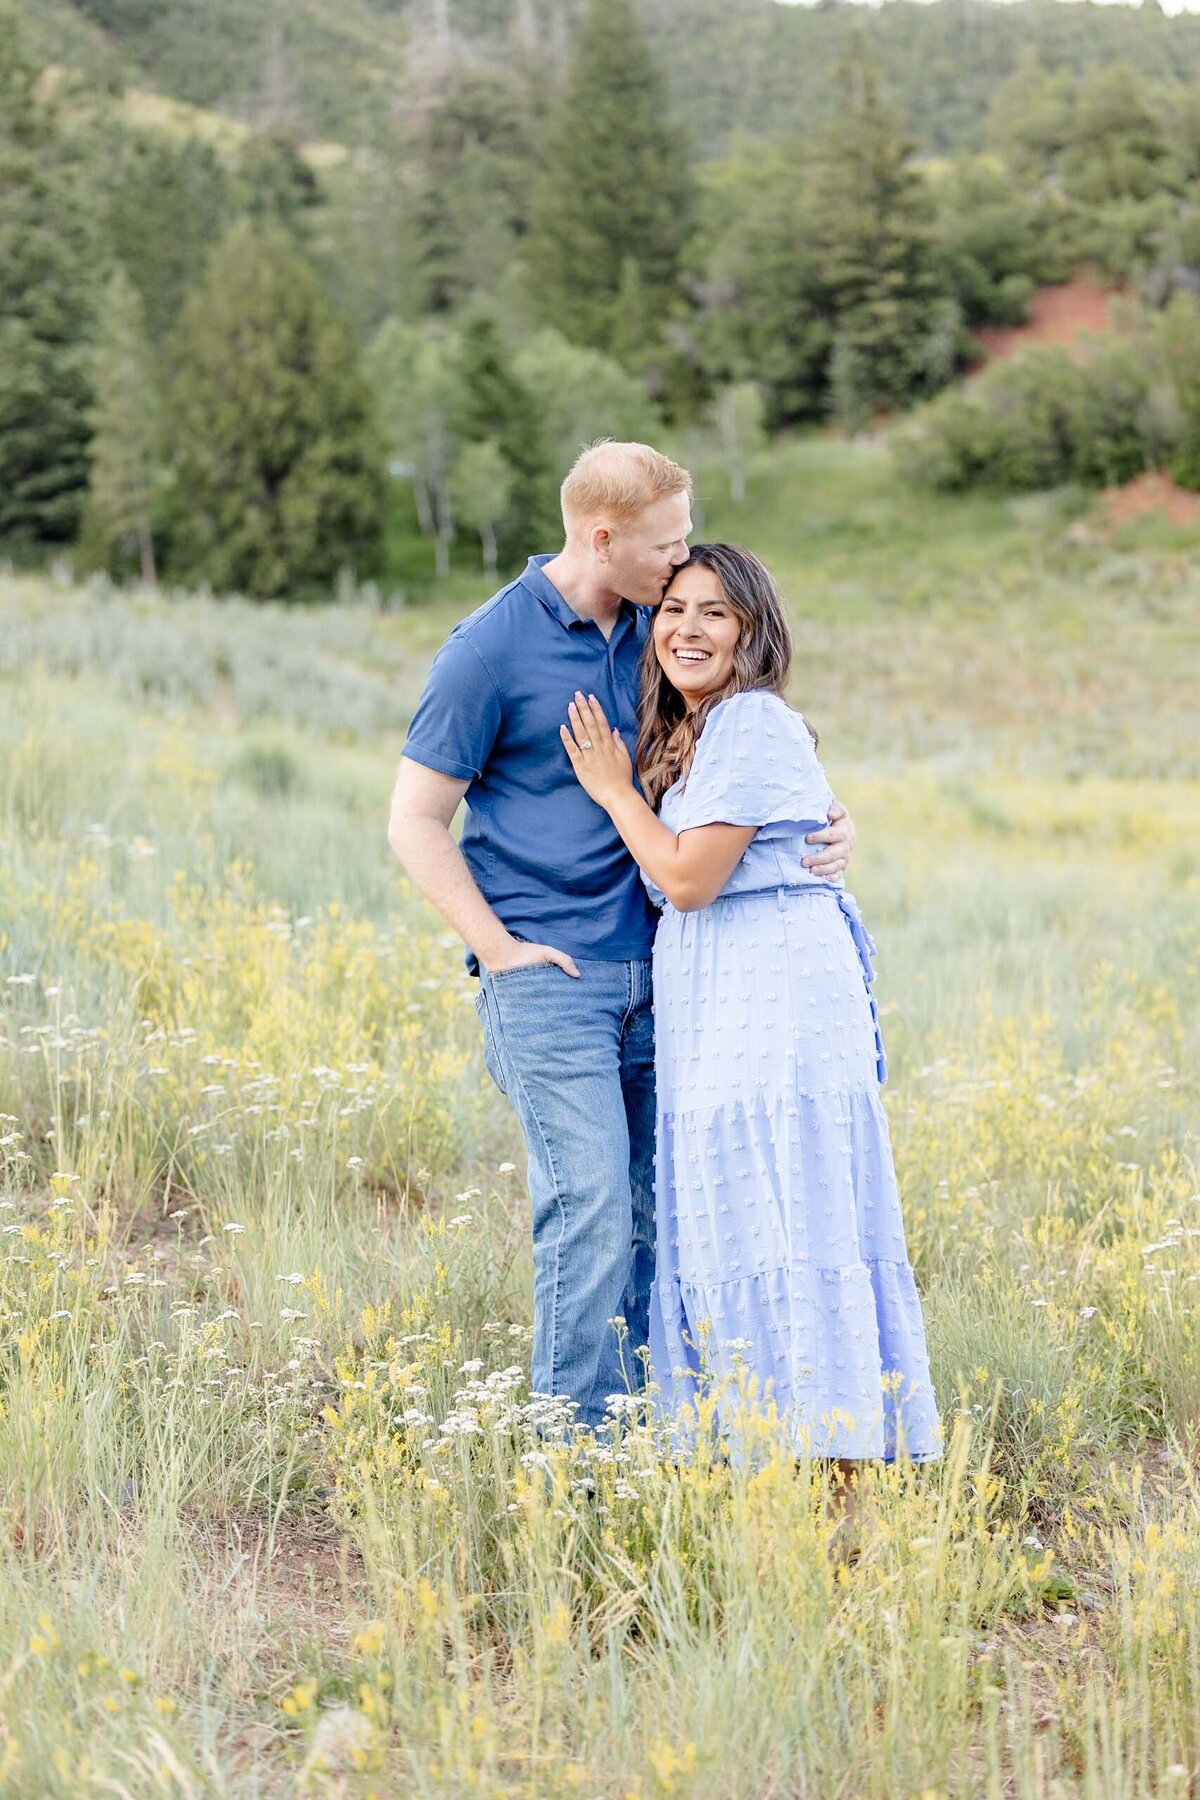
top-left (9, 0), bottom-right (1200, 596)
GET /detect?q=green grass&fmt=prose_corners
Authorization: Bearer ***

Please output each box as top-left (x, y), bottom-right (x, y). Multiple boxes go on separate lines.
top-left (0, 435), bottom-right (1197, 1794)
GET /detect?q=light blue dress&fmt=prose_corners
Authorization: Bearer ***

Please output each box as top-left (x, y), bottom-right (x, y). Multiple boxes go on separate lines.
top-left (643, 689), bottom-right (942, 1463)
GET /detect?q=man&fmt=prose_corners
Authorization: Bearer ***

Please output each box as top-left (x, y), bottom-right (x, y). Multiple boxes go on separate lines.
top-left (387, 442), bottom-right (854, 1431)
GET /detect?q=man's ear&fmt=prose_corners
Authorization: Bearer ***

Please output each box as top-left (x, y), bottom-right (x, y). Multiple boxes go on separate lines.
top-left (591, 522), bottom-right (612, 562)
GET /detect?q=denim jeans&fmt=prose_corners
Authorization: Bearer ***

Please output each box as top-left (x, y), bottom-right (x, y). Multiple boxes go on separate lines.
top-left (474, 955), bottom-right (656, 1431)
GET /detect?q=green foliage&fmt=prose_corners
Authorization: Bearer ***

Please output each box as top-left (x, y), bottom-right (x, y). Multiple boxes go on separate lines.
top-left (57, 0), bottom-right (410, 141)
top-left (415, 71), bottom-right (535, 315)
top-left (454, 315), bottom-right (556, 558)
top-left (365, 318), bottom-right (463, 576)
top-left (1153, 291), bottom-right (1200, 490)
top-left (898, 336), bottom-right (1170, 494)
top-left (934, 160), bottom-right (1068, 329)
top-left (510, 329), bottom-right (660, 474)
top-left (526, 0), bottom-right (692, 365)
top-left (99, 127), bottom-right (232, 343)
top-left (711, 381), bottom-right (766, 506)
top-left (25, 0), bottom-right (1200, 159)
top-left (169, 218), bottom-right (382, 598)
top-left (1062, 64), bottom-right (1176, 207)
top-left (230, 129), bottom-right (320, 229)
top-left (809, 39), bottom-right (954, 423)
top-left (691, 134), bottom-right (829, 426)
top-left (0, 11), bottom-right (98, 542)
top-left (1074, 192), bottom-right (1180, 285)
top-left (311, 128), bottom-right (425, 343)
top-left (986, 47), bottom-right (1075, 187)
top-left (81, 267), bottom-right (162, 582)
top-left (16, 0), bottom-right (1200, 553)
top-left (450, 439), bottom-right (513, 577)
top-left (986, 53), bottom-right (1189, 285)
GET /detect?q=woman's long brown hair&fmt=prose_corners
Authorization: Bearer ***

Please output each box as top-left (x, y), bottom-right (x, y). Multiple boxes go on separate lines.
top-left (636, 543), bottom-right (796, 807)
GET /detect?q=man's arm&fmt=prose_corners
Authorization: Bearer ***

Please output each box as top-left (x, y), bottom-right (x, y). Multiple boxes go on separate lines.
top-left (387, 758), bottom-right (580, 977)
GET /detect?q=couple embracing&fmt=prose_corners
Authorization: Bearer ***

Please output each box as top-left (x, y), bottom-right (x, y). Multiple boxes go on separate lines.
top-left (388, 441), bottom-right (942, 1495)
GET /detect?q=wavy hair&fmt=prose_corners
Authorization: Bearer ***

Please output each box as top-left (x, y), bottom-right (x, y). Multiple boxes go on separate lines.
top-left (636, 543), bottom-right (798, 808)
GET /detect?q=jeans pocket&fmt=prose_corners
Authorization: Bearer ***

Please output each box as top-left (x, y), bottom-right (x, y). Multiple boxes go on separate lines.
top-left (474, 983), bottom-right (509, 1098)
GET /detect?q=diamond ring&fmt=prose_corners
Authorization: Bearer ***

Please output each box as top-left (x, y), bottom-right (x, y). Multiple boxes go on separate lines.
top-left (580, 739), bottom-right (593, 751)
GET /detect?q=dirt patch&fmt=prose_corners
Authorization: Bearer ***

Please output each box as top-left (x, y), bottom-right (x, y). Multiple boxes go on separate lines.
top-left (220, 1514), bottom-right (370, 1641)
top-left (179, 1510), bottom-right (370, 1652)
top-left (972, 274), bottom-right (1122, 370)
top-left (1100, 470), bottom-right (1200, 533)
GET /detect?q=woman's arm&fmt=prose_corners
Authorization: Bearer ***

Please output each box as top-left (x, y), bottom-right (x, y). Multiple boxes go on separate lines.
top-left (561, 692), bottom-right (754, 911)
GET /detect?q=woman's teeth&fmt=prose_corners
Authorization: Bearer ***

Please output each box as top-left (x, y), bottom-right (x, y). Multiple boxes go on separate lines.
top-left (674, 649), bottom-right (711, 663)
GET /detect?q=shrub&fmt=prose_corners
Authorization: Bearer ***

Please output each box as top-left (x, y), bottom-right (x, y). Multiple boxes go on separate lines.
top-left (898, 335), bottom-right (1176, 494)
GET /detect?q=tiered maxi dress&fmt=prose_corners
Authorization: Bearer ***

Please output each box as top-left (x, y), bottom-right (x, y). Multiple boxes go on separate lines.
top-left (644, 689), bottom-right (942, 1463)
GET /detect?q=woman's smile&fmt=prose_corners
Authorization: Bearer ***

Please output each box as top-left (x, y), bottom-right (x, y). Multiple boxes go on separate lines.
top-left (654, 564), bottom-right (743, 707)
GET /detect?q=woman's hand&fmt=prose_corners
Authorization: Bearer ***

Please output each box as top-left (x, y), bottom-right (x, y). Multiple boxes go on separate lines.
top-left (560, 691), bottom-right (634, 809)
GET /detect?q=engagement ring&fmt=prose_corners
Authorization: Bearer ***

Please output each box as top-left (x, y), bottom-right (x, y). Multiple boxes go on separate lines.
top-left (580, 739), bottom-right (593, 750)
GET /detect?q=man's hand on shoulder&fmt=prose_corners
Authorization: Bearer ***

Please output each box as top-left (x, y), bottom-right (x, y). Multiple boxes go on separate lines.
top-left (803, 800), bottom-right (855, 881)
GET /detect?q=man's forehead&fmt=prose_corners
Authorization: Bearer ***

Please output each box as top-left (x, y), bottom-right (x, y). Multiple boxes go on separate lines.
top-left (634, 492), bottom-right (692, 538)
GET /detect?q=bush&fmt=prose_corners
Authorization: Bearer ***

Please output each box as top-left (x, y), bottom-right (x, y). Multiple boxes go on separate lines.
top-left (898, 334), bottom-right (1176, 494)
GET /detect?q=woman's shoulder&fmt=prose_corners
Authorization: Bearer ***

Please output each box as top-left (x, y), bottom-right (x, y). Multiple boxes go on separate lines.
top-left (705, 688), bottom-right (812, 741)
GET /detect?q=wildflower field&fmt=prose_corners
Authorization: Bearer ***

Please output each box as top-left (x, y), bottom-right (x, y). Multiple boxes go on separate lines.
top-left (0, 441), bottom-right (1197, 1797)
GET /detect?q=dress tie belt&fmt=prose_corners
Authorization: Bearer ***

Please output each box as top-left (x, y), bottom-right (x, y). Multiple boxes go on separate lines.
top-left (771, 884), bottom-right (888, 1086)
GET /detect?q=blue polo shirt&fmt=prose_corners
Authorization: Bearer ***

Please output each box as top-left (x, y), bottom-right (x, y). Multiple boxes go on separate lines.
top-left (401, 554), bottom-right (658, 971)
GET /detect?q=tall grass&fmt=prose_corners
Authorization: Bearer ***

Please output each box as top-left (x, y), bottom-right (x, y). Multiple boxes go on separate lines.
top-left (0, 440), bottom-right (1196, 1793)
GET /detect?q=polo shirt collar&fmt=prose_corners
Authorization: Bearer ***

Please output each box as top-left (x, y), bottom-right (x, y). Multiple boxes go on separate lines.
top-left (522, 554), bottom-right (638, 632)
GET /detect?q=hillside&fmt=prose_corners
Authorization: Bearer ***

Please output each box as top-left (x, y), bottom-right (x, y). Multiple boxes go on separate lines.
top-left (18, 0), bottom-right (1200, 151)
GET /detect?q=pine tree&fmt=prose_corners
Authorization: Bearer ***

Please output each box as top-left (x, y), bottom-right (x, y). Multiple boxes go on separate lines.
top-left (986, 49), bottom-right (1075, 187)
top-left (1062, 65), bottom-right (1173, 206)
top-left (83, 268), bottom-right (162, 583)
top-left (526, 0), bottom-right (692, 363)
top-left (692, 133), bottom-right (828, 426)
top-left (0, 13), bottom-right (97, 542)
top-left (455, 315), bottom-right (556, 559)
top-left (102, 128), bottom-right (231, 343)
top-left (415, 72), bottom-right (535, 314)
top-left (809, 36), bottom-right (949, 421)
top-left (170, 219), bottom-right (382, 598)
top-left (315, 119), bottom-right (426, 343)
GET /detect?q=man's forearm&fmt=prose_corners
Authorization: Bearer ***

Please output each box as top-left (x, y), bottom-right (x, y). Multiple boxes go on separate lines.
top-left (390, 817), bottom-right (513, 966)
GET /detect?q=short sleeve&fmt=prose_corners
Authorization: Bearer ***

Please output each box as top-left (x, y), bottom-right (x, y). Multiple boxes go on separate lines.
top-left (401, 630), bottom-right (502, 783)
top-left (672, 691), bottom-right (832, 835)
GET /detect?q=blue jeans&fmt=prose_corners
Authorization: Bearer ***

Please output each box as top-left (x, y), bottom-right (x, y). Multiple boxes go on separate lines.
top-left (474, 956), bottom-right (656, 1430)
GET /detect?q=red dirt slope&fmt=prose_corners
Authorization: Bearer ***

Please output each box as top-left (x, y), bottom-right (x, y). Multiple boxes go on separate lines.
top-left (1101, 470), bottom-right (1200, 531)
top-left (971, 274), bottom-right (1122, 370)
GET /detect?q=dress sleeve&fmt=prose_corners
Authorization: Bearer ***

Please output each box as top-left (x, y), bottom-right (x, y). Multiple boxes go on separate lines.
top-left (672, 691), bottom-right (833, 836)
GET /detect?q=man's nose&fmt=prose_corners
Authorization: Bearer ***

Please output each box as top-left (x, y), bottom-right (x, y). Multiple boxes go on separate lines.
top-left (670, 543), bottom-right (688, 565)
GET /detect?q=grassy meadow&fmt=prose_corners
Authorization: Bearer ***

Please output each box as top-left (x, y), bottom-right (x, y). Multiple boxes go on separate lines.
top-left (0, 436), bottom-right (1197, 1797)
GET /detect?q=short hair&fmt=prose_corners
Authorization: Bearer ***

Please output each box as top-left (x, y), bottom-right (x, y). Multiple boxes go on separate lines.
top-left (560, 439), bottom-right (692, 532)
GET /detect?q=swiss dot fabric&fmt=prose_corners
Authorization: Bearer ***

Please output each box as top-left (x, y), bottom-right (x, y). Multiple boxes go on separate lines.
top-left (645, 689), bottom-right (942, 1463)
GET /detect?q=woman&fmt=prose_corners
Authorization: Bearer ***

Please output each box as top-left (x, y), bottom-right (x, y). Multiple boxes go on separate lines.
top-left (560, 544), bottom-right (941, 1487)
